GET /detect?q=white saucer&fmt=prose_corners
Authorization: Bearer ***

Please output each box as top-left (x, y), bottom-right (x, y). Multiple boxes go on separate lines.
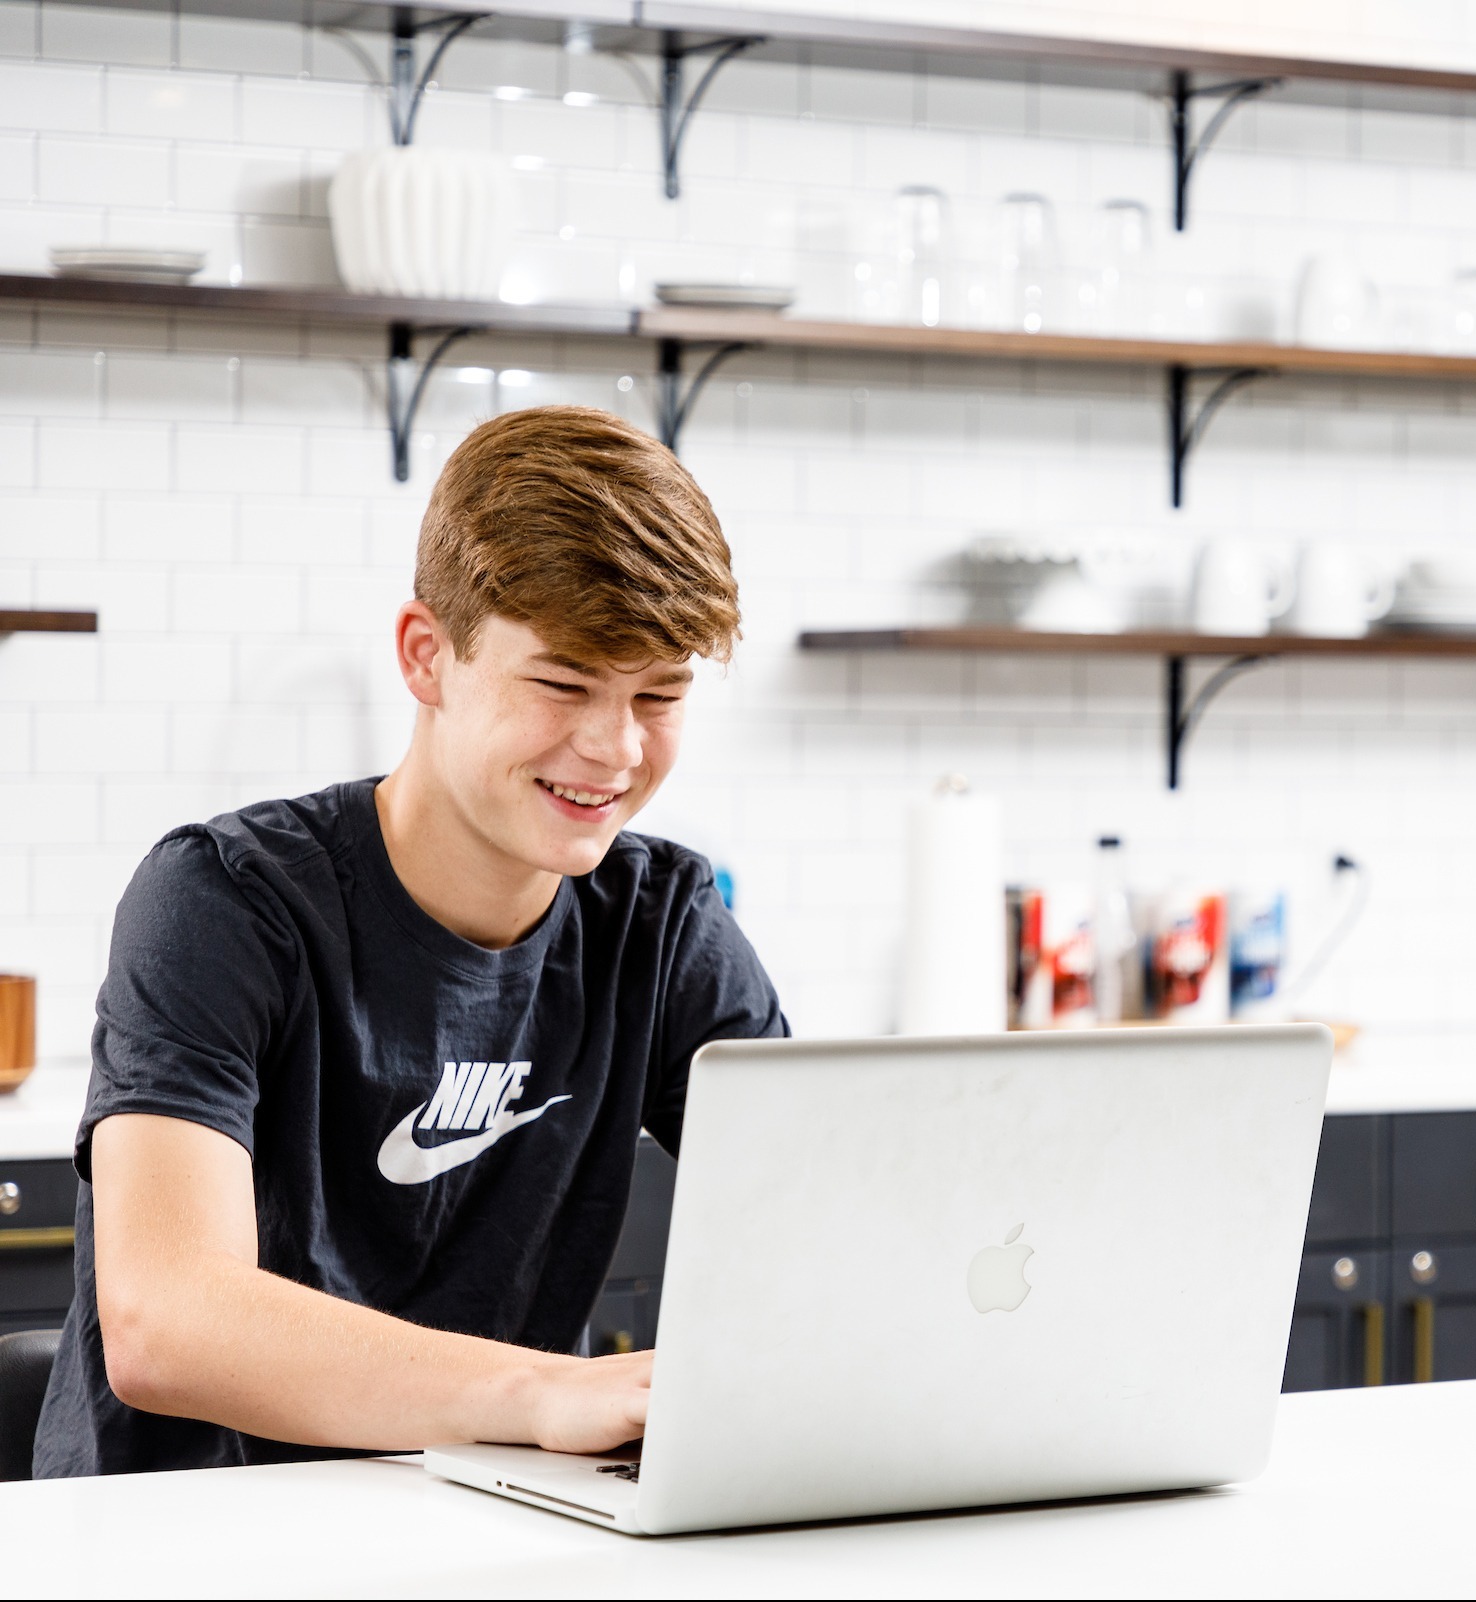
top-left (1386, 600), bottom-right (1476, 632)
top-left (50, 247), bottom-right (207, 284)
top-left (654, 283), bottom-right (795, 312)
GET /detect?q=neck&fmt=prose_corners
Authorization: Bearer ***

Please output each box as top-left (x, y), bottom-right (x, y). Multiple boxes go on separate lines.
top-left (373, 744), bottom-right (561, 951)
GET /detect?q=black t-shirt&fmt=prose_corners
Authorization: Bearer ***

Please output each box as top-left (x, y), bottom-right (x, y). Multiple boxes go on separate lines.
top-left (33, 778), bottom-right (786, 1478)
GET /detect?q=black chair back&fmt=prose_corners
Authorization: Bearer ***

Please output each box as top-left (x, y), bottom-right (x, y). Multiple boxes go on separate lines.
top-left (0, 1328), bottom-right (62, 1481)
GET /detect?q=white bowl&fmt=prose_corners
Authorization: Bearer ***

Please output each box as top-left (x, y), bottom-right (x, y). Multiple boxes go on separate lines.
top-left (328, 148), bottom-right (517, 301)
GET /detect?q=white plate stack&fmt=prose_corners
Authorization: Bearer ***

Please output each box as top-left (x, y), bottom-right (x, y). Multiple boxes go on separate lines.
top-left (1386, 557), bottom-right (1476, 634)
top-left (49, 247), bottom-right (207, 284)
top-left (327, 148), bottom-right (517, 300)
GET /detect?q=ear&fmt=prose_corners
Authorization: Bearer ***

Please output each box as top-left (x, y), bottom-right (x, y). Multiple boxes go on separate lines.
top-left (395, 600), bottom-right (451, 708)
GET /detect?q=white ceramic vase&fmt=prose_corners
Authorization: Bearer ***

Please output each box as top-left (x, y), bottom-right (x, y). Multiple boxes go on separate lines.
top-left (328, 148), bottom-right (516, 300)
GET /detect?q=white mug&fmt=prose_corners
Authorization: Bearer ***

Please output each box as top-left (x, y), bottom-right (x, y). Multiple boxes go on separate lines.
top-left (1189, 540), bottom-right (1292, 636)
top-left (1287, 541), bottom-right (1394, 638)
top-left (1295, 253), bottom-right (1379, 349)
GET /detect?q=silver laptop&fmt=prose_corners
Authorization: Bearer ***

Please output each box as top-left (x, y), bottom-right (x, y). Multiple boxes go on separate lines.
top-left (425, 1024), bottom-right (1332, 1535)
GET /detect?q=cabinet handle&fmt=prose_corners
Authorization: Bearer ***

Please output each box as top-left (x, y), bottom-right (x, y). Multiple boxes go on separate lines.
top-left (1410, 1249), bottom-right (1438, 1286)
top-left (0, 1226), bottom-right (75, 1251)
top-left (1360, 1301), bottom-right (1385, 1387)
top-left (1412, 1296), bottom-right (1436, 1384)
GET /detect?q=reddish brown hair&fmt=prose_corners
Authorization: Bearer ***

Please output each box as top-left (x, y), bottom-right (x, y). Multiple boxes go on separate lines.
top-left (415, 406), bottom-right (740, 664)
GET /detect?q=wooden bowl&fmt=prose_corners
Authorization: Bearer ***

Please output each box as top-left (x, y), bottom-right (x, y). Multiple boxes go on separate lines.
top-left (0, 974), bottom-right (37, 1093)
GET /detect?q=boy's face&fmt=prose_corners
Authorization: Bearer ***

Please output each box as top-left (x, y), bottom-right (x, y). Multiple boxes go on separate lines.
top-left (430, 613), bottom-right (692, 878)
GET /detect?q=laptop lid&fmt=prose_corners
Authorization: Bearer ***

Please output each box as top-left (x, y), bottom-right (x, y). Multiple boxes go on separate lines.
top-left (632, 1024), bottom-right (1331, 1535)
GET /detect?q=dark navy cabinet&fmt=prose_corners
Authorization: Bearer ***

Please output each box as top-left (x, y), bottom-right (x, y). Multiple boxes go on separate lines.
top-left (7, 1119), bottom-right (1473, 1391)
top-left (1283, 1247), bottom-right (1390, 1392)
top-left (0, 1157), bottom-right (78, 1336)
top-left (0, 1139), bottom-right (682, 1355)
top-left (1304, 1114), bottom-right (1386, 1247)
top-left (597, 1117), bottom-right (1476, 1386)
top-left (1285, 1111), bottom-right (1476, 1391)
top-left (587, 1135), bottom-right (678, 1355)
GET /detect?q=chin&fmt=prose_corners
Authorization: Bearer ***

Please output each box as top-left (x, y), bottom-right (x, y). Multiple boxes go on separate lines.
top-left (532, 830), bottom-right (621, 878)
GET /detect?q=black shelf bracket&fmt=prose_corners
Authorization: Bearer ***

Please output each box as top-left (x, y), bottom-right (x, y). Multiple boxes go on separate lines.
top-left (1168, 70), bottom-right (1282, 231)
top-left (656, 337), bottom-right (749, 452)
top-left (388, 321), bottom-right (482, 481)
top-left (388, 8), bottom-right (489, 146)
top-left (1167, 362), bottom-right (1269, 508)
top-left (660, 32), bottom-right (765, 199)
top-left (1166, 651), bottom-right (1273, 788)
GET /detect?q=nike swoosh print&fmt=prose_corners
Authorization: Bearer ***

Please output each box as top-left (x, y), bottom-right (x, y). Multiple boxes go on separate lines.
top-left (376, 1095), bottom-right (572, 1186)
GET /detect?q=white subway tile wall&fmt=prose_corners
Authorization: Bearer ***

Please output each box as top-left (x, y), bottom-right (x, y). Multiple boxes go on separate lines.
top-left (2, 2), bottom-right (1476, 1054)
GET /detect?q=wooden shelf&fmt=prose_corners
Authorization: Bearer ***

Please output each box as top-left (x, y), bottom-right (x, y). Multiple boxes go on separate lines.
top-left (797, 625), bottom-right (1476, 787)
top-left (10, 275), bottom-right (1476, 385)
top-left (36, 0), bottom-right (1476, 97)
top-left (8, 273), bottom-right (1474, 386)
top-left (797, 626), bottom-right (1476, 657)
top-left (643, 4), bottom-right (1476, 96)
top-left (638, 310), bottom-right (1476, 381)
top-left (8, 265), bottom-right (1476, 497)
top-left (0, 273), bottom-right (635, 338)
top-left (0, 610), bottom-right (98, 635)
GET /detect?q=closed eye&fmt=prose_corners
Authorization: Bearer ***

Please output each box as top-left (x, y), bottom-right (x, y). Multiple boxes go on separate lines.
top-left (533, 678), bottom-right (587, 694)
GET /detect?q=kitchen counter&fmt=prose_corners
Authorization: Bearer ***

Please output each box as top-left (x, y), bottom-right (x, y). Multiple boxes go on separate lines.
top-left (2, 1382), bottom-right (1472, 1598)
top-left (8, 1025), bottom-right (1474, 1166)
top-left (0, 1064), bottom-right (89, 1161)
top-left (1318, 1027), bottom-right (1476, 1113)
top-left (4, 1030), bottom-right (1475, 1162)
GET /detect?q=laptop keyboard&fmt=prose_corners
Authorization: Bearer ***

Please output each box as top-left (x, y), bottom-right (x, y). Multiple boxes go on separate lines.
top-left (596, 1462), bottom-right (640, 1482)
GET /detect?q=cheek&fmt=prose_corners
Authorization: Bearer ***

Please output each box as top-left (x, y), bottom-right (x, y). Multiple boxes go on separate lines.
top-left (446, 689), bottom-right (564, 783)
top-left (642, 717), bottom-right (685, 782)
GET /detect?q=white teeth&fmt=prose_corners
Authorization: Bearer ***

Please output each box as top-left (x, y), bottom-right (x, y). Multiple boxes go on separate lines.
top-left (545, 781), bottom-right (616, 807)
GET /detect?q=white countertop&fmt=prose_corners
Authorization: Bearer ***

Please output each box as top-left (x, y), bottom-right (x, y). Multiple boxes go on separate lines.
top-left (4, 1030), bottom-right (1475, 1163)
top-left (0, 1064), bottom-right (90, 1161)
top-left (1320, 1027), bottom-right (1476, 1113)
top-left (3, 1382), bottom-right (1472, 1599)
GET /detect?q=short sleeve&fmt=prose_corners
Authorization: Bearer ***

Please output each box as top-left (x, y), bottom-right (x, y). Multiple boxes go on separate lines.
top-left (78, 830), bottom-right (298, 1180)
top-left (643, 870), bottom-right (789, 1155)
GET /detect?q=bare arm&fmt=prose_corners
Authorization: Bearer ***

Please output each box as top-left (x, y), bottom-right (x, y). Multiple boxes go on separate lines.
top-left (91, 1113), bottom-right (649, 1454)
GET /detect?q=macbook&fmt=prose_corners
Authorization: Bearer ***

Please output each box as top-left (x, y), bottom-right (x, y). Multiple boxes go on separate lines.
top-left (425, 1024), bottom-right (1332, 1535)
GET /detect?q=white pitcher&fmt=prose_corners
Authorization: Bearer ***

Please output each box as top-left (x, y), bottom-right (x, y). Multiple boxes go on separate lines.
top-left (1189, 540), bottom-right (1292, 636)
top-left (1286, 541), bottom-right (1394, 638)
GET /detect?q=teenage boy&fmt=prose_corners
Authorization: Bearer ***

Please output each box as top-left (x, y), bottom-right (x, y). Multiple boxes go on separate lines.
top-left (35, 406), bottom-right (787, 1478)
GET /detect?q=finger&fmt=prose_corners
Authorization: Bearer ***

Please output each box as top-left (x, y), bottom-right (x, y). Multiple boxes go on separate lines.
top-left (592, 1350), bottom-right (645, 1370)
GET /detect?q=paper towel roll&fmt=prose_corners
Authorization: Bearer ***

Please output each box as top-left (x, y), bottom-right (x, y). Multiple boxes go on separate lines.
top-left (898, 782), bottom-right (1007, 1035)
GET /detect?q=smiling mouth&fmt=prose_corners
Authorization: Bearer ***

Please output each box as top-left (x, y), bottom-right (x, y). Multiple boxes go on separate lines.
top-left (536, 779), bottom-right (625, 809)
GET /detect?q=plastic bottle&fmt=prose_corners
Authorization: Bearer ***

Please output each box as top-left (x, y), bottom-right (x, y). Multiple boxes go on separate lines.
top-left (1093, 835), bottom-right (1138, 1024)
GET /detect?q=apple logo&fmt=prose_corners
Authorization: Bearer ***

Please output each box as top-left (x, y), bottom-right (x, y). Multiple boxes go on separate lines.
top-left (966, 1223), bottom-right (1034, 1314)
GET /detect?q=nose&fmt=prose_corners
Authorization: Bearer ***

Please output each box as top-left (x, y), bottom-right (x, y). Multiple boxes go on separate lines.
top-left (570, 697), bottom-right (643, 775)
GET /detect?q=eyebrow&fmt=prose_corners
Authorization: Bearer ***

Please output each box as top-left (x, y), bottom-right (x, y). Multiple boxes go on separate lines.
top-left (530, 652), bottom-right (603, 678)
top-left (529, 653), bottom-right (694, 689)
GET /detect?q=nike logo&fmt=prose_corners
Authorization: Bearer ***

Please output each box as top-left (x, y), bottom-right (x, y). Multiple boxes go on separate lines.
top-left (377, 1059), bottom-right (571, 1186)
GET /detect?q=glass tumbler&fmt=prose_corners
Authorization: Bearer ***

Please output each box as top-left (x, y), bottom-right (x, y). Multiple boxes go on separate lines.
top-left (1445, 268), bottom-right (1476, 354)
top-left (1095, 199), bottom-right (1151, 337)
top-left (895, 184), bottom-right (949, 327)
top-left (997, 192), bottom-right (1057, 334)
